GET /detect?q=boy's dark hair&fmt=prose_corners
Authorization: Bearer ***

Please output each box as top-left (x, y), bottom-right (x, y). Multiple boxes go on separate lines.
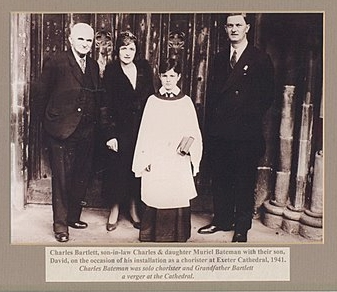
top-left (158, 58), bottom-right (182, 74)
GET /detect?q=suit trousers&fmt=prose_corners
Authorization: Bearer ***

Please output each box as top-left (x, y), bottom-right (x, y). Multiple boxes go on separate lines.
top-left (208, 137), bottom-right (262, 233)
top-left (48, 119), bottom-right (95, 233)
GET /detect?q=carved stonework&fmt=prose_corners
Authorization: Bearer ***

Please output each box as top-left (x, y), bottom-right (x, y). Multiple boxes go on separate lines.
top-left (43, 15), bottom-right (64, 56)
top-left (95, 30), bottom-right (113, 78)
top-left (168, 31), bottom-right (185, 59)
top-left (197, 27), bottom-right (208, 56)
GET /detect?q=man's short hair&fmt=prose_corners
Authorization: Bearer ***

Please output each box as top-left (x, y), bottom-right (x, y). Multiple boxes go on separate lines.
top-left (227, 13), bottom-right (250, 24)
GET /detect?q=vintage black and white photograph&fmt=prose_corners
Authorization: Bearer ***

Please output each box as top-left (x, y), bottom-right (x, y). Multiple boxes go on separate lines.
top-left (11, 12), bottom-right (323, 245)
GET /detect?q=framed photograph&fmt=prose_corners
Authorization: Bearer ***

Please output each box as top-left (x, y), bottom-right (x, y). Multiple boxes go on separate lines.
top-left (2, 0), bottom-right (337, 291)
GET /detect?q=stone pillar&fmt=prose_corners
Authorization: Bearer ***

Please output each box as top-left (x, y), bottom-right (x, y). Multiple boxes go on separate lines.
top-left (11, 13), bottom-right (31, 210)
top-left (298, 151), bottom-right (323, 241)
top-left (263, 85), bottom-right (295, 228)
top-left (282, 51), bottom-right (315, 235)
top-left (254, 89), bottom-right (277, 218)
top-left (253, 13), bottom-right (275, 218)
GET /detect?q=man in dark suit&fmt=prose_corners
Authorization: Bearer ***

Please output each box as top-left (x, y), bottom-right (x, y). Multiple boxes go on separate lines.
top-left (198, 13), bottom-right (274, 242)
top-left (36, 23), bottom-right (102, 242)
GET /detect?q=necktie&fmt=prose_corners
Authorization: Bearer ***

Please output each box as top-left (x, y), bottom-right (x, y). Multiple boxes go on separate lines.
top-left (165, 92), bottom-right (175, 98)
top-left (79, 58), bottom-right (86, 73)
top-left (230, 50), bottom-right (237, 69)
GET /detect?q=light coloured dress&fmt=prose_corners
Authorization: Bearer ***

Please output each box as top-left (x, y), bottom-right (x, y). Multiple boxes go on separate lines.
top-left (132, 86), bottom-right (203, 242)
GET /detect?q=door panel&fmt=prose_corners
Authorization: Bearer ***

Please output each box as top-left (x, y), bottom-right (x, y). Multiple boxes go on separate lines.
top-left (27, 13), bottom-right (214, 207)
top-left (26, 13), bottom-right (323, 212)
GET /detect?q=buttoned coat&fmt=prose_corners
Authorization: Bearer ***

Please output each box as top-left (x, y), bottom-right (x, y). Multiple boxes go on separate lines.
top-left (34, 49), bottom-right (102, 233)
top-left (203, 43), bottom-right (275, 233)
top-left (206, 43), bottom-right (274, 141)
top-left (36, 50), bottom-right (101, 140)
top-left (102, 59), bottom-right (154, 142)
top-left (100, 59), bottom-right (154, 203)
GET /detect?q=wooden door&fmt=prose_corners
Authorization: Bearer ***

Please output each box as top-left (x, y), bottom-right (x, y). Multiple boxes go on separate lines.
top-left (26, 13), bottom-right (218, 207)
top-left (25, 13), bottom-right (323, 213)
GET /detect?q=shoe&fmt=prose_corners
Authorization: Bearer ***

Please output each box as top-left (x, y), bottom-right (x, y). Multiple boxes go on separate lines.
top-left (130, 218), bottom-right (141, 230)
top-left (232, 232), bottom-right (247, 243)
top-left (197, 223), bottom-right (233, 234)
top-left (106, 222), bottom-right (118, 231)
top-left (55, 232), bottom-right (69, 242)
top-left (68, 221), bottom-right (88, 229)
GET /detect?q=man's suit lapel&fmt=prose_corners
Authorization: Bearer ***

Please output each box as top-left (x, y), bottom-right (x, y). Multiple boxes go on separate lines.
top-left (67, 50), bottom-right (85, 86)
top-left (221, 44), bottom-right (254, 93)
top-left (88, 58), bottom-right (99, 88)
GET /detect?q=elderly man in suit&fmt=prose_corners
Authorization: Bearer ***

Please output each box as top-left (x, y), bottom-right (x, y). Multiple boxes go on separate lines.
top-left (198, 13), bottom-right (274, 242)
top-left (36, 22), bottom-right (103, 242)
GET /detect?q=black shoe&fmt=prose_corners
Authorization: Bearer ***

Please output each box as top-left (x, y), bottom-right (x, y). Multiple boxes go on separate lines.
top-left (232, 232), bottom-right (247, 243)
top-left (55, 232), bottom-right (69, 243)
top-left (130, 218), bottom-right (141, 230)
top-left (106, 222), bottom-right (118, 231)
top-left (68, 221), bottom-right (88, 229)
top-left (197, 223), bottom-right (233, 234)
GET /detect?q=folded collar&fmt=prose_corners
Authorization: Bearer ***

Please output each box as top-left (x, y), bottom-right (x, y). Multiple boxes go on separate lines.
top-left (159, 86), bottom-right (181, 96)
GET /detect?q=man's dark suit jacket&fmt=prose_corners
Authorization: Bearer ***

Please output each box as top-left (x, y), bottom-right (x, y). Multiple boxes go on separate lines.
top-left (206, 43), bottom-right (274, 141)
top-left (36, 50), bottom-right (101, 140)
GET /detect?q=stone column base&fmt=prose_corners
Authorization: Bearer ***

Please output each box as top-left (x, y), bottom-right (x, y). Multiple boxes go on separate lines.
top-left (281, 207), bottom-right (302, 235)
top-left (262, 200), bottom-right (286, 229)
top-left (299, 210), bottom-right (323, 241)
top-left (254, 167), bottom-right (273, 218)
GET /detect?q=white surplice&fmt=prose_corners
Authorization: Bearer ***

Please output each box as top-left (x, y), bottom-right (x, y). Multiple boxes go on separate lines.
top-left (132, 93), bottom-right (203, 209)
